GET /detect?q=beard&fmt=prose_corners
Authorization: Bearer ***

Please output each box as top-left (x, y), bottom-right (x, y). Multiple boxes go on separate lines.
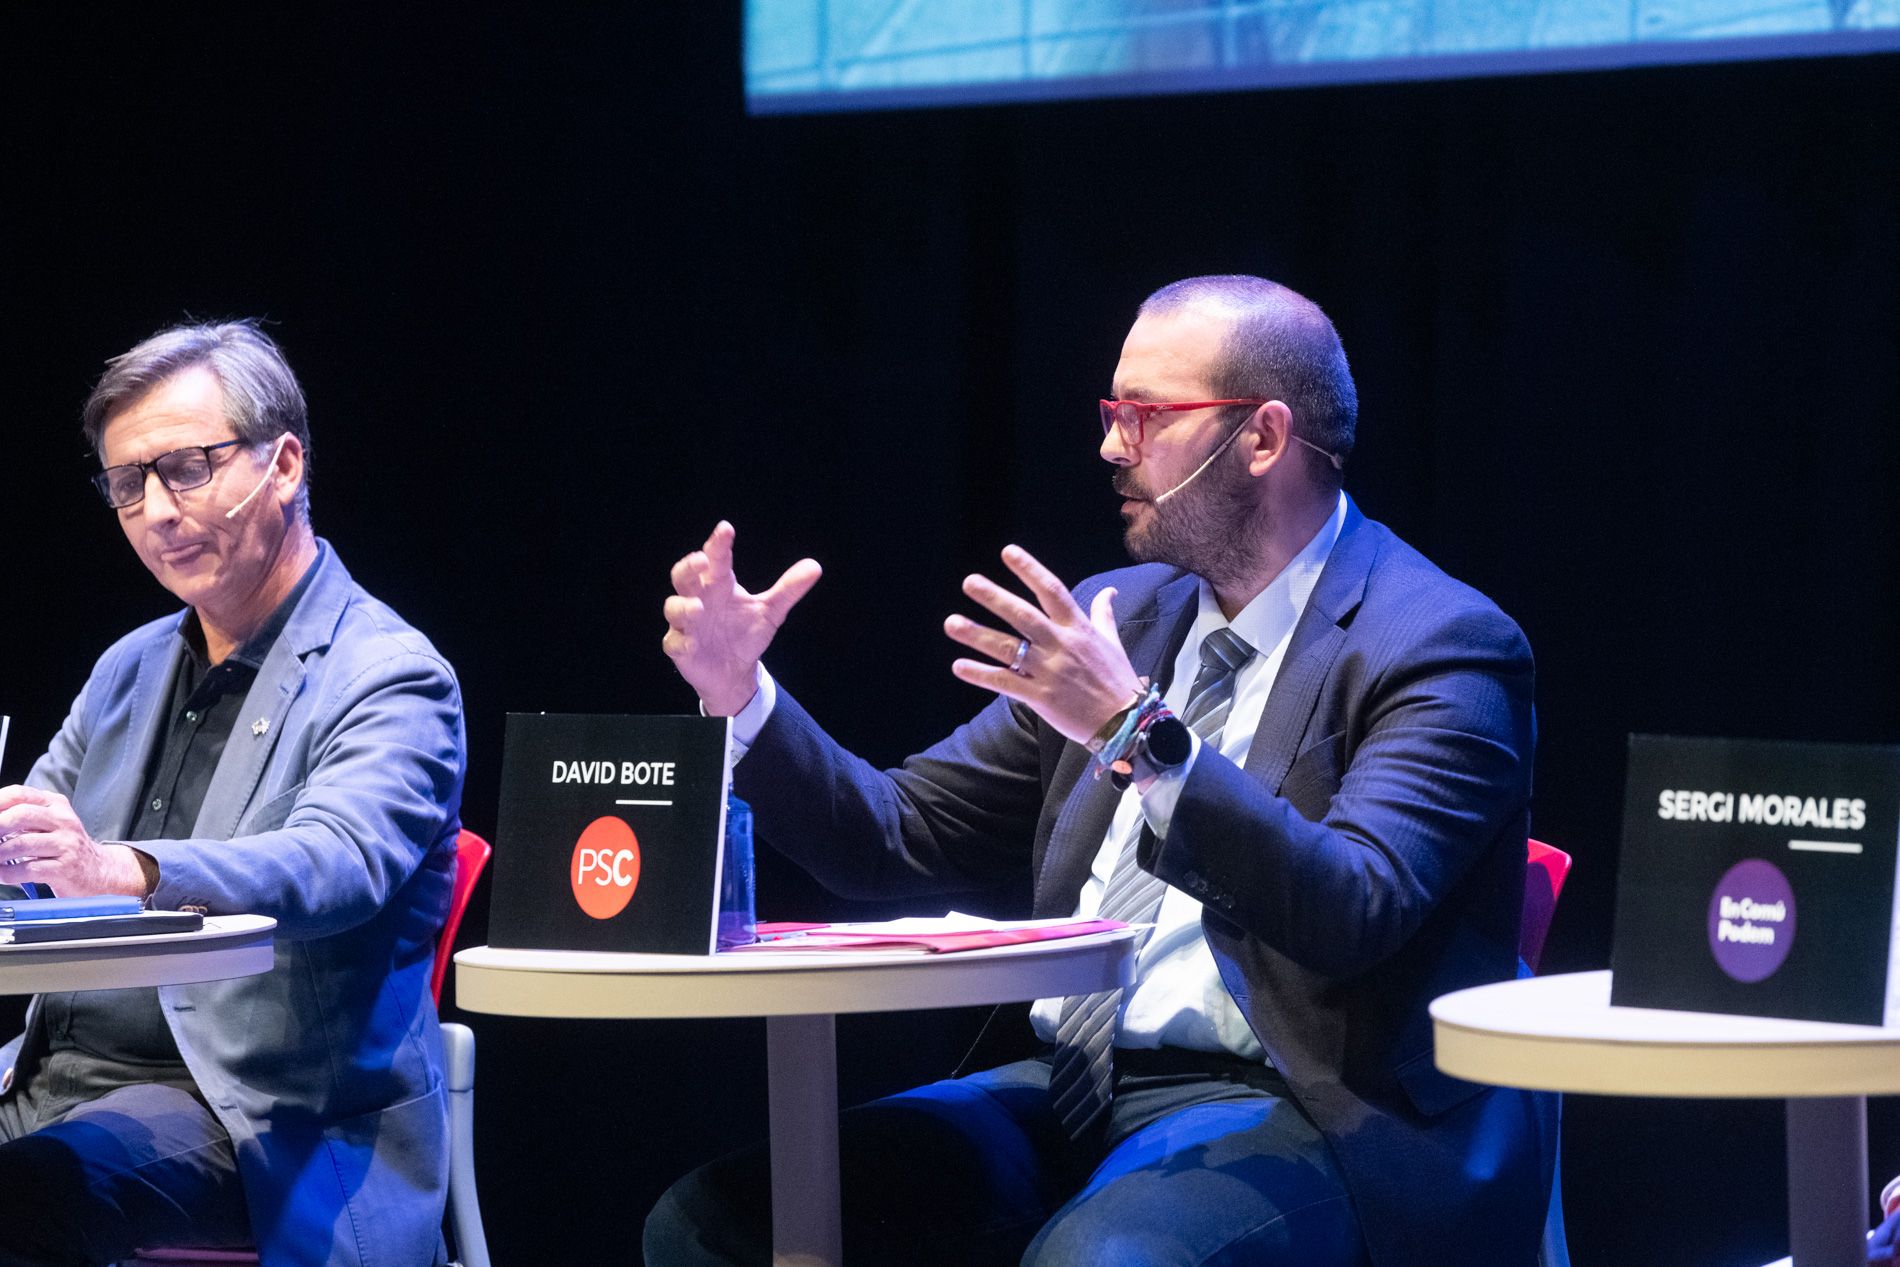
top-left (1113, 426), bottom-right (1264, 587)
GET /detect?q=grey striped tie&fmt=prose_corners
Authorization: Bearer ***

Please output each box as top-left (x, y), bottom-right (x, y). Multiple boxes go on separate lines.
top-left (1048, 625), bottom-right (1256, 1139)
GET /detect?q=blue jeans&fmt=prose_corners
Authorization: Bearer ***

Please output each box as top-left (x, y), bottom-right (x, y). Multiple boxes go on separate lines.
top-left (645, 1054), bottom-right (1369, 1267)
top-left (0, 1081), bottom-right (250, 1266)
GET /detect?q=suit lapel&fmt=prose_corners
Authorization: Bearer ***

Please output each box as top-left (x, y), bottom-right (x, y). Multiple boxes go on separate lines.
top-left (191, 641), bottom-right (306, 840)
top-left (1244, 501), bottom-right (1376, 793)
top-left (1120, 571), bottom-right (1202, 698)
top-left (188, 542), bottom-right (348, 841)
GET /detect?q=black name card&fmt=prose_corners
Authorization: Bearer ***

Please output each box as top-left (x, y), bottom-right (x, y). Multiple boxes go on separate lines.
top-left (1610, 734), bottom-right (1900, 1025)
top-left (489, 713), bottom-right (732, 954)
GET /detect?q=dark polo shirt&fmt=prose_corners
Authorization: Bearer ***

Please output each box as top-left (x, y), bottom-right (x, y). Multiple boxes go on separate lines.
top-left (19, 552), bottom-right (318, 1122)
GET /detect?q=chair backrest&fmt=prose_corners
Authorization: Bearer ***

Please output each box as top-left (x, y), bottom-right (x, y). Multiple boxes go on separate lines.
top-left (1521, 838), bottom-right (1573, 974)
top-left (432, 829), bottom-right (493, 1006)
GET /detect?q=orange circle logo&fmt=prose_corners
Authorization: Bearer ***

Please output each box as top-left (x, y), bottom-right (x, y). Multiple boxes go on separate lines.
top-left (569, 816), bottom-right (640, 919)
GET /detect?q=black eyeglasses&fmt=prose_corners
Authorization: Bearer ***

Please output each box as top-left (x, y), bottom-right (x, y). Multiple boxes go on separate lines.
top-left (92, 440), bottom-right (246, 509)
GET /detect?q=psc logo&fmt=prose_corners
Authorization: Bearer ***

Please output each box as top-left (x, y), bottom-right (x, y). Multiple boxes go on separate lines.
top-left (569, 816), bottom-right (641, 919)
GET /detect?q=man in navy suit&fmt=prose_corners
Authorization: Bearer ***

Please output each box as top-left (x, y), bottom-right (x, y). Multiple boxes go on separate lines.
top-left (648, 276), bottom-right (1555, 1266)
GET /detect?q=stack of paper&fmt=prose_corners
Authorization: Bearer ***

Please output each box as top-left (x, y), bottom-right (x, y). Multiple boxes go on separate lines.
top-left (727, 913), bottom-right (1129, 954)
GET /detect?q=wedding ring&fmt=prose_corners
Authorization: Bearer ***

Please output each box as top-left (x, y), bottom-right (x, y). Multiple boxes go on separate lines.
top-left (1009, 638), bottom-right (1031, 676)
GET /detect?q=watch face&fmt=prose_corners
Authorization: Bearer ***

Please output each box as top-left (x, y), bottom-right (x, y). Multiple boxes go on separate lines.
top-left (1147, 716), bottom-right (1192, 767)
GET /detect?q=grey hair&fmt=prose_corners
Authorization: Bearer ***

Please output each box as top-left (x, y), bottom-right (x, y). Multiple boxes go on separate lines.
top-left (1139, 275), bottom-right (1357, 489)
top-left (82, 319), bottom-right (313, 523)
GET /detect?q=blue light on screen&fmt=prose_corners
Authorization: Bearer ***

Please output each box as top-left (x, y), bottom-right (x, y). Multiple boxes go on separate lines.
top-left (746, 0), bottom-right (1900, 113)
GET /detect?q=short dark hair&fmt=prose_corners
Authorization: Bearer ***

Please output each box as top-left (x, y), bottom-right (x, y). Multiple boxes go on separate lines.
top-left (1139, 275), bottom-right (1357, 487)
top-left (82, 319), bottom-right (313, 523)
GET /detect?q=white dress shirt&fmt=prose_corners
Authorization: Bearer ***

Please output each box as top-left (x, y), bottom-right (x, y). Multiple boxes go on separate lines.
top-left (1027, 490), bottom-right (1347, 1056)
top-left (729, 491), bottom-right (1348, 1059)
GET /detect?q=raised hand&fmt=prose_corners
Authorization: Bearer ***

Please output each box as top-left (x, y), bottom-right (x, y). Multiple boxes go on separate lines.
top-left (944, 544), bottom-right (1144, 745)
top-left (662, 521), bottom-right (822, 715)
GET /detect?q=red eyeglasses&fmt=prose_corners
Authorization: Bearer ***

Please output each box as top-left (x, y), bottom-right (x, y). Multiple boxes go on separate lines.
top-left (1098, 397), bottom-right (1344, 470)
top-left (1098, 398), bottom-right (1266, 447)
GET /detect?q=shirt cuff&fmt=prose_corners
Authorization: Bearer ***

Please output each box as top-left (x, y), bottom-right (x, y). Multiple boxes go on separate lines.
top-left (1135, 731), bottom-right (1200, 837)
top-left (701, 665), bottom-right (776, 763)
top-left (128, 845), bottom-right (161, 903)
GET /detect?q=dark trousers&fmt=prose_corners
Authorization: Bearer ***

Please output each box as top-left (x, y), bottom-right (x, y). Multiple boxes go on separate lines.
top-left (645, 1053), bottom-right (1371, 1267)
top-left (0, 1082), bottom-right (250, 1266)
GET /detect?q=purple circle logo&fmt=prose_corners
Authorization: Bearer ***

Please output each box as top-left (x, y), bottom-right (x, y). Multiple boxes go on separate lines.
top-left (1707, 859), bottom-right (1796, 983)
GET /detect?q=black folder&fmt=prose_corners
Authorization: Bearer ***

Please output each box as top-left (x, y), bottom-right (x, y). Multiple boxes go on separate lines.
top-left (0, 911), bottom-right (206, 945)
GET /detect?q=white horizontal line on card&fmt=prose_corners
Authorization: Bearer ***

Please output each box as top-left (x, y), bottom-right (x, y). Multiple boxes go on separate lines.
top-left (614, 799), bottom-right (674, 807)
top-left (1788, 839), bottom-right (1862, 854)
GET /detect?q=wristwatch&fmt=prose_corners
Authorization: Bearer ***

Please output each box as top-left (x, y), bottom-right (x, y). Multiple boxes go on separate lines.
top-left (1125, 714), bottom-right (1192, 787)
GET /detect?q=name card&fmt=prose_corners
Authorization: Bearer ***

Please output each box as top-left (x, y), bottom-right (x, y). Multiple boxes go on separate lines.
top-left (1610, 734), bottom-right (1900, 1026)
top-left (489, 713), bottom-right (732, 954)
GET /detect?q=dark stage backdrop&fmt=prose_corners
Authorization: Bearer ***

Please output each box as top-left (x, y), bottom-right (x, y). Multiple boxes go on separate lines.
top-left (5, 9), bottom-right (1897, 1265)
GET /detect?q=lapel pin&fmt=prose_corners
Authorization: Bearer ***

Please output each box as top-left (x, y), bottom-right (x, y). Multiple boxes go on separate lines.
top-left (252, 717), bottom-right (270, 737)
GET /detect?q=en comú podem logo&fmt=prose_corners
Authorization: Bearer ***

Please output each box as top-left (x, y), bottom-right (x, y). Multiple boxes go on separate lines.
top-left (569, 816), bottom-right (641, 919)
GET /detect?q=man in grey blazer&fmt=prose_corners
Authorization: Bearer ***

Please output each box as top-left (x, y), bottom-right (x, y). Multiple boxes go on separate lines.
top-left (648, 276), bottom-right (1555, 1266)
top-left (0, 322), bottom-right (464, 1267)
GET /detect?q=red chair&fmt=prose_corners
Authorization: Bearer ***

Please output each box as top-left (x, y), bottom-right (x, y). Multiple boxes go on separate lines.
top-left (127, 829), bottom-right (493, 1267)
top-left (438, 832), bottom-right (493, 1267)
top-left (1524, 838), bottom-right (1574, 1267)
top-left (1522, 839), bottom-right (1572, 975)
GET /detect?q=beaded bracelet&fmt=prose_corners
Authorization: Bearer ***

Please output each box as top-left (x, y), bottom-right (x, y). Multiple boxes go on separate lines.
top-left (1086, 683), bottom-right (1152, 753)
top-left (1109, 704), bottom-right (1179, 790)
top-left (1090, 682), bottom-right (1164, 779)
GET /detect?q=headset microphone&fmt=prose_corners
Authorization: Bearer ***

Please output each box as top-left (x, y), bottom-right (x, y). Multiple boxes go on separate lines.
top-left (225, 435), bottom-right (291, 520)
top-left (1151, 418), bottom-right (1251, 505)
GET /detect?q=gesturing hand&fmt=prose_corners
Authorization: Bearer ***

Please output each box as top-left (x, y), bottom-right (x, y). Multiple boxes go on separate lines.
top-left (662, 521), bottom-right (822, 716)
top-left (0, 785), bottom-right (150, 897)
top-left (944, 545), bottom-right (1144, 746)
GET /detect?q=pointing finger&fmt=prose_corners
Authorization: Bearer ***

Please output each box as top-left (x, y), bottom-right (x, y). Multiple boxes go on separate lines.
top-left (1089, 586), bottom-right (1118, 637)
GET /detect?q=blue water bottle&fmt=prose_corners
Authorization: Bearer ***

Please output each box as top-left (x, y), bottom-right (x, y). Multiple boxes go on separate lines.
top-left (717, 794), bottom-right (756, 950)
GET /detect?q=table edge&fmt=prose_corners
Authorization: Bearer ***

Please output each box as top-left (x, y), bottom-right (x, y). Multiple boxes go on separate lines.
top-left (1431, 970), bottom-right (1900, 1097)
top-left (452, 931), bottom-right (1142, 1019)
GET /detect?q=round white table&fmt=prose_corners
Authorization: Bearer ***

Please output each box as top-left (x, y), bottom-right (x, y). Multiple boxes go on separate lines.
top-left (1432, 969), bottom-right (1900, 1267)
top-left (0, 914), bottom-right (276, 995)
top-left (455, 928), bottom-right (1143, 1267)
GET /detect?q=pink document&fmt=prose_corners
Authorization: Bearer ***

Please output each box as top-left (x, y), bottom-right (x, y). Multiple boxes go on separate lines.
top-left (731, 917), bottom-right (1129, 954)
